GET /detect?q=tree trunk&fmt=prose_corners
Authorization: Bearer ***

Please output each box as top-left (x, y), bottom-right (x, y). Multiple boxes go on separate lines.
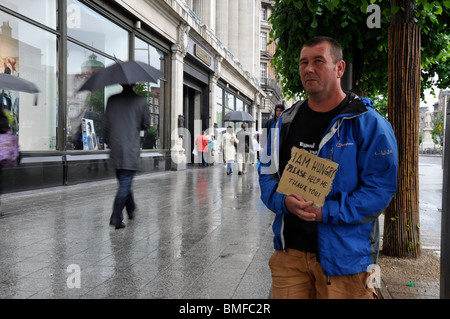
top-left (383, 18), bottom-right (421, 257)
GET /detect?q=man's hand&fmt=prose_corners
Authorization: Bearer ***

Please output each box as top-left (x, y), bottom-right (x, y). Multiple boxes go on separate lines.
top-left (285, 193), bottom-right (323, 222)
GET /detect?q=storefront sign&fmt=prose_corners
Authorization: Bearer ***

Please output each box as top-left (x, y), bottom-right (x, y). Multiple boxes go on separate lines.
top-left (194, 44), bottom-right (211, 66)
top-left (277, 147), bottom-right (339, 207)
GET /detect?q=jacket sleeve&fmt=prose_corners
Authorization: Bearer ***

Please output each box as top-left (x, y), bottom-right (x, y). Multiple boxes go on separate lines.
top-left (322, 112), bottom-right (398, 225)
top-left (103, 105), bottom-right (110, 146)
top-left (258, 120), bottom-right (289, 216)
top-left (233, 133), bottom-right (239, 144)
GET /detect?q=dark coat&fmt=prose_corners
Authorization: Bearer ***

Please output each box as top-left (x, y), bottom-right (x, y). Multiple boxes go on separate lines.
top-left (0, 110), bottom-right (9, 134)
top-left (103, 86), bottom-right (150, 171)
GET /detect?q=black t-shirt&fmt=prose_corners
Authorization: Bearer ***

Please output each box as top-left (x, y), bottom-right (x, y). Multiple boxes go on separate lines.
top-left (281, 95), bottom-right (348, 253)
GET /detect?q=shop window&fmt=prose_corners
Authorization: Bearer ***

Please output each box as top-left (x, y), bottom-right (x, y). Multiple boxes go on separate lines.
top-left (67, 0), bottom-right (130, 151)
top-left (236, 98), bottom-right (243, 112)
top-left (216, 85), bottom-right (223, 128)
top-left (225, 91), bottom-right (234, 110)
top-left (67, 41), bottom-right (118, 150)
top-left (0, 0), bottom-right (57, 29)
top-left (67, 0), bottom-right (128, 61)
top-left (0, 9), bottom-right (57, 151)
top-left (134, 37), bottom-right (166, 150)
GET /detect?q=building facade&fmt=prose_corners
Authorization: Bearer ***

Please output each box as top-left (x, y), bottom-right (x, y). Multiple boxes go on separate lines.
top-left (259, 0), bottom-right (284, 127)
top-left (0, 0), bottom-right (278, 193)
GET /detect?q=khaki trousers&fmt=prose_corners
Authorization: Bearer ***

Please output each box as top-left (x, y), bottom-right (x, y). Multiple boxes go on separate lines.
top-left (269, 249), bottom-right (377, 299)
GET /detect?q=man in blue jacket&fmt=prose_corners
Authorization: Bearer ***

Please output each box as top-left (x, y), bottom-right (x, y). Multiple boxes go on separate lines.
top-left (259, 36), bottom-right (398, 299)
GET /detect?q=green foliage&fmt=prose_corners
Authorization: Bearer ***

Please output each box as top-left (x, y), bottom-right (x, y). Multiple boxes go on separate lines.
top-left (88, 90), bottom-right (105, 114)
top-left (269, 0), bottom-right (450, 100)
top-left (373, 95), bottom-right (388, 118)
top-left (431, 110), bottom-right (444, 145)
top-left (148, 124), bottom-right (158, 137)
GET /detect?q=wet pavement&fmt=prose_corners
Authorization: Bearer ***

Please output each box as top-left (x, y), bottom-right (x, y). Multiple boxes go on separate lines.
top-left (0, 156), bottom-right (444, 300)
top-left (0, 163), bottom-right (274, 299)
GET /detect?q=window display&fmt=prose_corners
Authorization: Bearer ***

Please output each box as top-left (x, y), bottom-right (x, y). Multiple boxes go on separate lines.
top-left (134, 37), bottom-right (166, 150)
top-left (0, 10), bottom-right (57, 151)
top-left (67, 0), bottom-right (128, 61)
top-left (0, 0), bottom-right (57, 29)
top-left (67, 41), bottom-right (118, 150)
top-left (66, 0), bottom-right (128, 151)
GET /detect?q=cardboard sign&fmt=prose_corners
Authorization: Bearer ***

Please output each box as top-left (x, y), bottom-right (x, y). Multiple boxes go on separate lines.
top-left (277, 147), bottom-right (339, 207)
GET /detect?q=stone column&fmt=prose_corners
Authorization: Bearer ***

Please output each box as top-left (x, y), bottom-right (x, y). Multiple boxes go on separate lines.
top-left (254, 92), bottom-right (261, 131)
top-left (228, 0), bottom-right (239, 56)
top-left (193, 0), bottom-right (215, 32)
top-left (209, 56), bottom-right (222, 129)
top-left (238, 0), bottom-right (255, 73)
top-left (215, 0), bottom-right (228, 48)
top-left (170, 23), bottom-right (190, 170)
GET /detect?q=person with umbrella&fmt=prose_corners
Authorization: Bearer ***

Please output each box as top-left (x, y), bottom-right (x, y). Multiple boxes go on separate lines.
top-left (78, 60), bottom-right (162, 229)
top-left (103, 84), bottom-right (150, 229)
top-left (236, 123), bottom-right (253, 175)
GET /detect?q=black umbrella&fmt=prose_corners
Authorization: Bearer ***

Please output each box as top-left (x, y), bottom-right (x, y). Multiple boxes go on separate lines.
top-left (223, 110), bottom-right (255, 123)
top-left (0, 73), bottom-right (40, 93)
top-left (77, 60), bottom-right (163, 92)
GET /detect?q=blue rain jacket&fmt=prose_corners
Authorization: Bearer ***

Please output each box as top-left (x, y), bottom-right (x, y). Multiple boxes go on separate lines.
top-left (258, 93), bottom-right (398, 276)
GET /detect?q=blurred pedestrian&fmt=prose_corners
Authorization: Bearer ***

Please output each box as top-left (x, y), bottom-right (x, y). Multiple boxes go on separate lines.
top-left (236, 123), bottom-right (252, 175)
top-left (103, 84), bottom-right (150, 229)
top-left (195, 131), bottom-right (209, 167)
top-left (0, 108), bottom-right (10, 215)
top-left (265, 104), bottom-right (285, 131)
top-left (207, 133), bottom-right (216, 165)
top-left (250, 134), bottom-right (260, 166)
top-left (262, 104), bottom-right (285, 150)
top-left (222, 126), bottom-right (238, 175)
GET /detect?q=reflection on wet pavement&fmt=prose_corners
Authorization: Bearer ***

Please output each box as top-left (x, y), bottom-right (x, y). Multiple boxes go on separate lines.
top-left (0, 164), bottom-right (274, 299)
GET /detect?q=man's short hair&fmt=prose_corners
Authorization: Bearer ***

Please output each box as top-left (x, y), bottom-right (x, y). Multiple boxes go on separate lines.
top-left (301, 36), bottom-right (343, 64)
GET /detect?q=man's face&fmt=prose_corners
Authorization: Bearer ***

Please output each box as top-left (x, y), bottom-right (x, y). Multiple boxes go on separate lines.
top-left (299, 42), bottom-right (344, 97)
top-left (275, 108), bottom-right (282, 118)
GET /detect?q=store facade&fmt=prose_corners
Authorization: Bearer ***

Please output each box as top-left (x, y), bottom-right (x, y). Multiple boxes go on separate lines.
top-left (0, 0), bottom-right (264, 193)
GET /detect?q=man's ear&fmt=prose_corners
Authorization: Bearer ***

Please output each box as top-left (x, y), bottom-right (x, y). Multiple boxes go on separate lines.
top-left (337, 60), bottom-right (346, 79)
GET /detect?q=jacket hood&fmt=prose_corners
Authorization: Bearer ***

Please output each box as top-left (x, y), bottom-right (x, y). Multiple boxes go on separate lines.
top-left (275, 104), bottom-right (285, 111)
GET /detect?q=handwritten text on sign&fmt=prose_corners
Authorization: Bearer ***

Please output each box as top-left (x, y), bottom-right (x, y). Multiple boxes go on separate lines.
top-left (277, 147), bottom-right (339, 207)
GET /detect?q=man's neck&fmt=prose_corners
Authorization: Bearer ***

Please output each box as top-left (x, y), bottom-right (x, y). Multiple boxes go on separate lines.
top-left (308, 90), bottom-right (346, 113)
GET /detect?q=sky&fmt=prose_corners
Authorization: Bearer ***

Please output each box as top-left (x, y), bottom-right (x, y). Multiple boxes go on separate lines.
top-left (422, 88), bottom-right (439, 110)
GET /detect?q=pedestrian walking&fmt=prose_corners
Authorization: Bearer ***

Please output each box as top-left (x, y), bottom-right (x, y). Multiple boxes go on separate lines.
top-left (236, 123), bottom-right (252, 175)
top-left (103, 84), bottom-right (150, 229)
top-left (259, 36), bottom-right (398, 299)
top-left (207, 133), bottom-right (217, 165)
top-left (250, 134), bottom-right (260, 166)
top-left (0, 108), bottom-right (10, 215)
top-left (262, 104), bottom-right (285, 150)
top-left (222, 126), bottom-right (238, 175)
top-left (265, 104), bottom-right (285, 131)
top-left (195, 131), bottom-right (209, 167)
